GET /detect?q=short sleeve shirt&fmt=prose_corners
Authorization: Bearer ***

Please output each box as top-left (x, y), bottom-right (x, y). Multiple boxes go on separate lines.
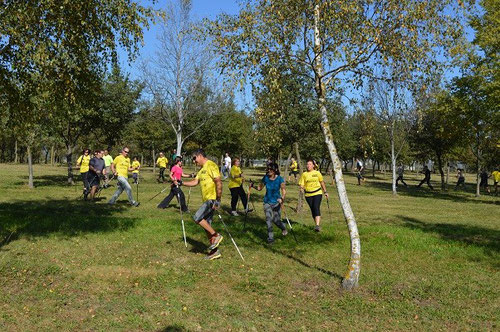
top-left (103, 155), bottom-right (113, 167)
top-left (228, 165), bottom-right (243, 189)
top-left (298, 170), bottom-right (323, 197)
top-left (492, 171), bottom-right (500, 182)
top-left (89, 157), bottom-right (105, 176)
top-left (157, 157), bottom-right (168, 168)
top-left (171, 165), bottom-right (183, 181)
top-left (77, 155), bottom-right (91, 173)
top-left (132, 160), bottom-right (141, 174)
top-left (262, 175), bottom-right (284, 204)
top-left (196, 160), bottom-right (221, 202)
top-left (113, 155), bottom-right (131, 178)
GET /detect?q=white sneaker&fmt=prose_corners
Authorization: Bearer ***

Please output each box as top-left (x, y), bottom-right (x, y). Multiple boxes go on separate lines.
top-left (231, 211), bottom-right (239, 216)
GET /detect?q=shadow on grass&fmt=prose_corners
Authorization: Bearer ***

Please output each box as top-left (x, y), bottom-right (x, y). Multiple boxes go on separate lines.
top-left (367, 181), bottom-right (499, 205)
top-left (158, 325), bottom-right (186, 332)
top-left (399, 215), bottom-right (500, 255)
top-left (14, 175), bottom-right (74, 187)
top-left (0, 199), bottom-right (138, 248)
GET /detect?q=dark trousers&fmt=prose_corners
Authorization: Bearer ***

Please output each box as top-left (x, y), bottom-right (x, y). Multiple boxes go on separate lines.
top-left (230, 186), bottom-right (248, 211)
top-left (158, 167), bottom-right (166, 182)
top-left (417, 177), bottom-right (433, 189)
top-left (157, 186), bottom-right (187, 212)
top-left (396, 176), bottom-right (407, 187)
top-left (305, 194), bottom-right (322, 218)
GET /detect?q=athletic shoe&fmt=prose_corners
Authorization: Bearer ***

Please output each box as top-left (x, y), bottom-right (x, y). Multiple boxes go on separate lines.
top-left (267, 238), bottom-right (274, 244)
top-left (231, 211), bottom-right (239, 216)
top-left (204, 249), bottom-right (221, 260)
top-left (245, 208), bottom-right (254, 213)
top-left (314, 225), bottom-right (321, 232)
top-left (133, 202), bottom-right (140, 207)
top-left (282, 229), bottom-right (288, 236)
top-left (208, 233), bottom-right (223, 251)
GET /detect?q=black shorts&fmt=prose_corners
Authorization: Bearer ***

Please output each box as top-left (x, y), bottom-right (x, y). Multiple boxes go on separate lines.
top-left (289, 170), bottom-right (298, 176)
top-left (305, 194), bottom-right (322, 218)
top-left (480, 179), bottom-right (488, 187)
top-left (88, 173), bottom-right (100, 187)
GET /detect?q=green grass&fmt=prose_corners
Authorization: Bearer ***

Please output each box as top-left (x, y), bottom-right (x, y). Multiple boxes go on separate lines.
top-left (0, 164), bottom-right (498, 331)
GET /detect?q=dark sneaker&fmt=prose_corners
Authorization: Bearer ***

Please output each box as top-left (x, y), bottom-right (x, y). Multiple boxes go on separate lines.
top-left (314, 225), bottom-right (321, 232)
top-left (267, 238), bottom-right (274, 244)
top-left (245, 207), bottom-right (254, 213)
top-left (282, 229), bottom-right (288, 236)
top-left (204, 249), bottom-right (221, 260)
top-left (208, 233), bottom-right (223, 251)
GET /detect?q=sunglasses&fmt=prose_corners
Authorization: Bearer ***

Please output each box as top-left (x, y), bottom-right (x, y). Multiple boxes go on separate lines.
top-left (123, 150), bottom-right (129, 153)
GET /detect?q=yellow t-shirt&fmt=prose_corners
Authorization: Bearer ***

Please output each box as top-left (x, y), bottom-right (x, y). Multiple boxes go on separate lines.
top-left (290, 161), bottom-right (298, 171)
top-left (228, 165), bottom-right (243, 189)
top-left (492, 170), bottom-right (500, 183)
top-left (113, 155), bottom-right (131, 178)
top-left (132, 160), bottom-right (141, 174)
top-left (298, 170), bottom-right (324, 197)
top-left (77, 155), bottom-right (91, 173)
top-left (156, 157), bottom-right (168, 168)
top-left (196, 160), bottom-right (221, 202)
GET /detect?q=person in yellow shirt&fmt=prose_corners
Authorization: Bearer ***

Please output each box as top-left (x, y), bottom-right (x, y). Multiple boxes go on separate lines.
top-left (108, 147), bottom-right (139, 207)
top-left (228, 158), bottom-right (251, 216)
top-left (76, 148), bottom-right (91, 200)
top-left (131, 157), bottom-right (141, 184)
top-left (288, 157), bottom-right (299, 183)
top-left (298, 159), bottom-right (329, 232)
top-left (492, 167), bottom-right (500, 196)
top-left (183, 149), bottom-right (224, 260)
top-left (156, 152), bottom-right (169, 183)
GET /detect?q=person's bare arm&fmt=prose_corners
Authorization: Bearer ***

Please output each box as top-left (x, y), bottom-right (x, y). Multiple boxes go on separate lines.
top-left (183, 178), bottom-right (199, 187)
top-left (278, 182), bottom-right (286, 204)
top-left (320, 180), bottom-right (328, 198)
top-left (111, 163), bottom-right (117, 175)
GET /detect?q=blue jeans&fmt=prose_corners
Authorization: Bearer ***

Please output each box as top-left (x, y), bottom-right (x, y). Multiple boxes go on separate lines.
top-left (108, 176), bottom-right (136, 205)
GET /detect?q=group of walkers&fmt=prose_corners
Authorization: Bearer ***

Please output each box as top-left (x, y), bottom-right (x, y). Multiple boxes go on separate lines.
top-left (76, 147), bottom-right (140, 206)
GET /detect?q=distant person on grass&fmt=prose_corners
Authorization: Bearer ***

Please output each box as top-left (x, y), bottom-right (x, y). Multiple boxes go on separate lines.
top-left (479, 169), bottom-right (491, 194)
top-left (252, 162), bottom-right (288, 244)
top-left (157, 156), bottom-right (191, 212)
top-left (156, 152), bottom-right (168, 183)
top-left (108, 147), bottom-right (139, 207)
top-left (76, 148), bottom-right (91, 200)
top-left (455, 169), bottom-right (466, 190)
top-left (355, 158), bottom-right (365, 185)
top-left (183, 149), bottom-right (224, 260)
top-left (102, 149), bottom-right (114, 188)
top-left (288, 157), bottom-right (299, 183)
top-left (417, 165), bottom-right (434, 190)
top-left (222, 152), bottom-right (232, 179)
top-left (396, 166), bottom-right (408, 187)
top-left (299, 159), bottom-right (328, 232)
top-left (492, 167), bottom-right (500, 196)
top-left (228, 157), bottom-right (251, 216)
top-left (131, 156), bottom-right (141, 184)
top-left (88, 150), bottom-right (106, 201)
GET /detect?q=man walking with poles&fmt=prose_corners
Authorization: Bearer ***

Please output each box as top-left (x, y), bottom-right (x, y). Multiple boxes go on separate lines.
top-left (108, 147), bottom-right (140, 207)
top-left (88, 149), bottom-right (106, 201)
top-left (183, 149), bottom-right (224, 260)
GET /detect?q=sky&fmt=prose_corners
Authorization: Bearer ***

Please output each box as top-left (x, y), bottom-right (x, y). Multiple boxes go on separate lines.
top-left (117, 1), bottom-right (254, 109)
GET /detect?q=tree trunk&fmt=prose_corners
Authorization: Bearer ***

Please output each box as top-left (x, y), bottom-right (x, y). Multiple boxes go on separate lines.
top-left (278, 151), bottom-right (283, 175)
top-left (372, 159), bottom-right (376, 178)
top-left (176, 131), bottom-right (183, 156)
top-left (14, 139), bottom-right (18, 164)
top-left (66, 145), bottom-right (74, 185)
top-left (314, 3), bottom-right (360, 290)
top-left (50, 145), bottom-right (55, 166)
top-left (436, 154), bottom-right (445, 191)
top-left (391, 136), bottom-right (397, 195)
top-left (141, 153), bottom-right (144, 167)
top-left (44, 147), bottom-right (49, 164)
top-left (445, 160), bottom-right (449, 190)
top-left (294, 142), bottom-right (304, 213)
top-left (284, 151), bottom-right (292, 182)
top-left (476, 151), bottom-right (480, 197)
top-left (27, 145), bottom-right (34, 189)
top-left (152, 144), bottom-right (156, 173)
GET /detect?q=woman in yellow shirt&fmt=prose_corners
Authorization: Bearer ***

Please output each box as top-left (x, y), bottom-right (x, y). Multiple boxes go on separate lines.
top-left (228, 158), bottom-right (251, 216)
top-left (131, 157), bottom-right (141, 184)
top-left (298, 159), bottom-right (329, 232)
top-left (76, 148), bottom-right (91, 199)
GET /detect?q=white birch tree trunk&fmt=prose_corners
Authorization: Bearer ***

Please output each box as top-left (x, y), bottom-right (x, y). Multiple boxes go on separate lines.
top-left (27, 145), bottom-right (34, 189)
top-left (391, 129), bottom-right (397, 195)
top-left (314, 3), bottom-right (360, 290)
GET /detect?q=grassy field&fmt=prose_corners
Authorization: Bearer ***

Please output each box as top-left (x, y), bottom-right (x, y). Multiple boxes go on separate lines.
top-left (0, 163), bottom-right (498, 331)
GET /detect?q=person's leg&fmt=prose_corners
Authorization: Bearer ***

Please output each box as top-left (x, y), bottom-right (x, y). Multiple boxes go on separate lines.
top-left (272, 204), bottom-right (286, 231)
top-left (417, 178), bottom-right (425, 187)
top-left (396, 176), bottom-right (400, 187)
top-left (108, 178), bottom-right (125, 204)
top-left (402, 177), bottom-right (408, 187)
top-left (263, 203), bottom-right (275, 242)
top-left (312, 195), bottom-right (322, 229)
top-left (120, 177), bottom-right (136, 205)
top-left (230, 187), bottom-right (239, 211)
top-left (176, 187), bottom-right (188, 212)
top-left (305, 196), bottom-right (315, 220)
top-left (157, 187), bottom-right (175, 208)
top-left (238, 186), bottom-right (248, 210)
top-left (427, 178), bottom-right (433, 190)
top-left (90, 185), bottom-right (98, 200)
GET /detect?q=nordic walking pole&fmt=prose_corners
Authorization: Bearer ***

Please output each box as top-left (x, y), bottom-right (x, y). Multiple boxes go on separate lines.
top-left (326, 196), bottom-right (335, 226)
top-left (217, 213), bottom-right (245, 261)
top-left (147, 186), bottom-right (169, 203)
top-left (243, 181), bottom-right (253, 232)
top-left (176, 186), bottom-right (187, 248)
top-left (281, 203), bottom-right (298, 243)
